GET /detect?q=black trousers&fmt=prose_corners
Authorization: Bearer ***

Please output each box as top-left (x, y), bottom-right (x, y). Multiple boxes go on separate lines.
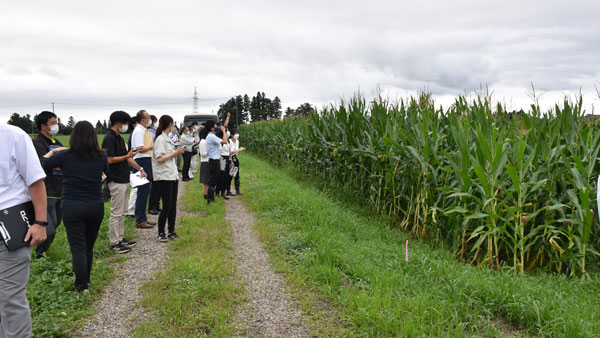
top-left (148, 180), bottom-right (161, 211)
top-left (36, 198), bottom-right (62, 257)
top-left (217, 156), bottom-right (230, 195)
top-left (207, 159), bottom-right (220, 201)
top-left (226, 156), bottom-right (240, 193)
top-left (182, 151), bottom-right (193, 180)
top-left (62, 203), bottom-right (104, 291)
top-left (157, 180), bottom-right (178, 235)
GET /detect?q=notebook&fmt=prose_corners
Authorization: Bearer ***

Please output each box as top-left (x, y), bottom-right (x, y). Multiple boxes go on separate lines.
top-left (0, 201), bottom-right (34, 251)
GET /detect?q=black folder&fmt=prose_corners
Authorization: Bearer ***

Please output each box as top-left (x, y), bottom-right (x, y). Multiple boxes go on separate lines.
top-left (0, 201), bottom-right (34, 251)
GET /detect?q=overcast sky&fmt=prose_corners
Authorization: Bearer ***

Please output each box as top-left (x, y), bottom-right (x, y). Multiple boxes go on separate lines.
top-left (1, 0), bottom-right (600, 124)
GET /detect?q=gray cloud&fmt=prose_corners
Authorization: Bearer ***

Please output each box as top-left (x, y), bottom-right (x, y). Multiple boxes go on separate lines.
top-left (1, 0), bottom-right (600, 122)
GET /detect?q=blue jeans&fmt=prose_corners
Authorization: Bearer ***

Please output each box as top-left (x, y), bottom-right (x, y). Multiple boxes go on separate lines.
top-left (135, 158), bottom-right (153, 224)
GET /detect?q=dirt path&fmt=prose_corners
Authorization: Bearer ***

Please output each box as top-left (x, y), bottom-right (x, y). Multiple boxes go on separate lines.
top-left (227, 197), bottom-right (311, 338)
top-left (75, 181), bottom-right (187, 337)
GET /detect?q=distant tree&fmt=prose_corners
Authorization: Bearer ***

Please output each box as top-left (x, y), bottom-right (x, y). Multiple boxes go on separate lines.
top-left (57, 117), bottom-right (66, 134)
top-left (217, 95), bottom-right (249, 128)
top-left (284, 107), bottom-right (295, 118)
top-left (102, 120), bottom-right (108, 133)
top-left (63, 116), bottom-right (76, 135)
top-left (7, 112), bottom-right (35, 134)
top-left (269, 96), bottom-right (282, 120)
top-left (95, 120), bottom-right (103, 134)
top-left (243, 94), bottom-right (251, 113)
top-left (295, 103), bottom-right (314, 117)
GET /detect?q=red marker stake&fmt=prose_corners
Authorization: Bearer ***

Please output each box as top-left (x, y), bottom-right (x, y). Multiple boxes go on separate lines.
top-left (405, 240), bottom-right (409, 262)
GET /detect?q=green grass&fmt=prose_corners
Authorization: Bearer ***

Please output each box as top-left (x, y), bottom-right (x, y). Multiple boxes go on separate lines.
top-left (28, 202), bottom-right (136, 336)
top-left (133, 181), bottom-right (243, 337)
top-left (54, 133), bottom-right (129, 146)
top-left (238, 152), bottom-right (600, 337)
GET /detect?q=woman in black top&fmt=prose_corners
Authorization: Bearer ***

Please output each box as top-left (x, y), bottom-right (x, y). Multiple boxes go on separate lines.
top-left (42, 121), bottom-right (109, 292)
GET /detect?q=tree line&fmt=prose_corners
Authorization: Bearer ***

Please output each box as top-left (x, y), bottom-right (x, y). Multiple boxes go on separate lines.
top-left (7, 112), bottom-right (127, 135)
top-left (217, 92), bottom-right (315, 126)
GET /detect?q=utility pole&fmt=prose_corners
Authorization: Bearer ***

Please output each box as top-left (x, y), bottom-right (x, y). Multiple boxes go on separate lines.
top-left (52, 102), bottom-right (55, 113)
top-left (193, 87), bottom-right (199, 114)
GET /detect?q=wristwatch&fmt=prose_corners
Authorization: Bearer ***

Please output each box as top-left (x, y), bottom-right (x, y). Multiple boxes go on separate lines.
top-left (34, 220), bottom-right (48, 227)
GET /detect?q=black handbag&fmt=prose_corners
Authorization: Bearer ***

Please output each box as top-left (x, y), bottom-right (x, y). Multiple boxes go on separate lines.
top-left (0, 201), bottom-right (35, 251)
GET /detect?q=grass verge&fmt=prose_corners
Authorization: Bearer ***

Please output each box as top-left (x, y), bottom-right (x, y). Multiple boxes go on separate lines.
top-left (28, 202), bottom-right (135, 336)
top-left (133, 181), bottom-right (243, 337)
top-left (238, 152), bottom-right (600, 337)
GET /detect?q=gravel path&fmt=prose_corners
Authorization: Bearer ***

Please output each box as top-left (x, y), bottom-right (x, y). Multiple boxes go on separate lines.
top-left (227, 197), bottom-right (311, 338)
top-left (75, 180), bottom-right (187, 337)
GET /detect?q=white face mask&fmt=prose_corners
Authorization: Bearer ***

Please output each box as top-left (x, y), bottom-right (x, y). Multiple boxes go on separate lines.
top-left (153, 122), bottom-right (158, 129)
top-left (226, 131), bottom-right (230, 137)
top-left (145, 119), bottom-right (152, 128)
top-left (119, 124), bottom-right (128, 133)
top-left (234, 134), bottom-right (239, 140)
top-left (49, 124), bottom-right (59, 136)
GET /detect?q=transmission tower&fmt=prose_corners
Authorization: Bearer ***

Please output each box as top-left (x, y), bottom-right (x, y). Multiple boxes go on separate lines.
top-left (193, 87), bottom-right (199, 114)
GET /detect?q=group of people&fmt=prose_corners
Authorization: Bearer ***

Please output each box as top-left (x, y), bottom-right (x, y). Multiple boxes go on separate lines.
top-left (0, 109), bottom-right (244, 337)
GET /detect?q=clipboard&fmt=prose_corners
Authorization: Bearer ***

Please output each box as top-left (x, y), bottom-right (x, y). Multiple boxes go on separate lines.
top-left (0, 201), bottom-right (34, 251)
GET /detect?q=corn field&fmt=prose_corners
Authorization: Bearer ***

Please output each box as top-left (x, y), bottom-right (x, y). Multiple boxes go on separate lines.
top-left (240, 93), bottom-right (600, 277)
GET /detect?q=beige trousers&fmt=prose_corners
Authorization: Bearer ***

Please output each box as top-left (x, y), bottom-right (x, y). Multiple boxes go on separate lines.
top-left (108, 182), bottom-right (129, 246)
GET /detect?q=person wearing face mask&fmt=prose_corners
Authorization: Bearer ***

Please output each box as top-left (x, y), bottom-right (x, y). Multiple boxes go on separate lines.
top-left (226, 129), bottom-right (245, 196)
top-left (152, 115), bottom-right (185, 242)
top-left (147, 115), bottom-right (162, 215)
top-left (198, 127), bottom-right (210, 199)
top-left (130, 110), bottom-right (156, 229)
top-left (32, 111), bottom-right (63, 259)
top-left (102, 111), bottom-right (146, 254)
top-left (189, 122), bottom-right (200, 178)
top-left (179, 126), bottom-right (197, 181)
top-left (204, 120), bottom-right (229, 203)
top-left (216, 127), bottom-right (232, 199)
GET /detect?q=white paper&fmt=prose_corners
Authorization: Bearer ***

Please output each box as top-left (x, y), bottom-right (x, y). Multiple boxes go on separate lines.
top-left (130, 172), bottom-right (150, 188)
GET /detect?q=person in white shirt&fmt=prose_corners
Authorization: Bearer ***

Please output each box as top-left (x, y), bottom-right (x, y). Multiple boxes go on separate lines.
top-left (169, 127), bottom-right (182, 170)
top-left (0, 124), bottom-right (48, 337)
top-left (189, 122), bottom-right (200, 177)
top-left (151, 115), bottom-right (185, 242)
top-left (179, 126), bottom-right (197, 181)
top-left (226, 129), bottom-right (245, 196)
top-left (204, 120), bottom-right (229, 203)
top-left (198, 128), bottom-right (210, 200)
top-left (130, 110), bottom-right (156, 229)
top-left (216, 128), bottom-right (232, 199)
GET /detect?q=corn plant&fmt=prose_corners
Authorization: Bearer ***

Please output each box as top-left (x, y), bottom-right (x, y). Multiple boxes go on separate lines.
top-left (240, 92), bottom-right (600, 277)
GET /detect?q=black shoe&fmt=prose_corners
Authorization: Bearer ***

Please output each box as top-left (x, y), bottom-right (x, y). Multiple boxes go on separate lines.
top-left (156, 207), bottom-right (162, 212)
top-left (120, 239), bottom-right (137, 248)
top-left (182, 178), bottom-right (191, 182)
top-left (110, 243), bottom-right (131, 254)
top-left (168, 232), bottom-right (179, 240)
top-left (236, 191), bottom-right (243, 196)
top-left (222, 195), bottom-right (229, 200)
top-left (226, 191), bottom-right (234, 196)
top-left (149, 209), bottom-right (160, 215)
top-left (157, 233), bottom-right (169, 242)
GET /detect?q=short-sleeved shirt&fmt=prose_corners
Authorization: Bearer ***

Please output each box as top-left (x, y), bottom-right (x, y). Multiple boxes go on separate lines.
top-left (206, 132), bottom-right (222, 160)
top-left (0, 124), bottom-right (47, 210)
top-left (32, 133), bottom-right (64, 198)
top-left (152, 133), bottom-right (178, 181)
top-left (42, 151), bottom-right (109, 208)
top-left (102, 129), bottom-right (130, 184)
top-left (199, 139), bottom-right (208, 162)
top-left (132, 124), bottom-right (151, 159)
